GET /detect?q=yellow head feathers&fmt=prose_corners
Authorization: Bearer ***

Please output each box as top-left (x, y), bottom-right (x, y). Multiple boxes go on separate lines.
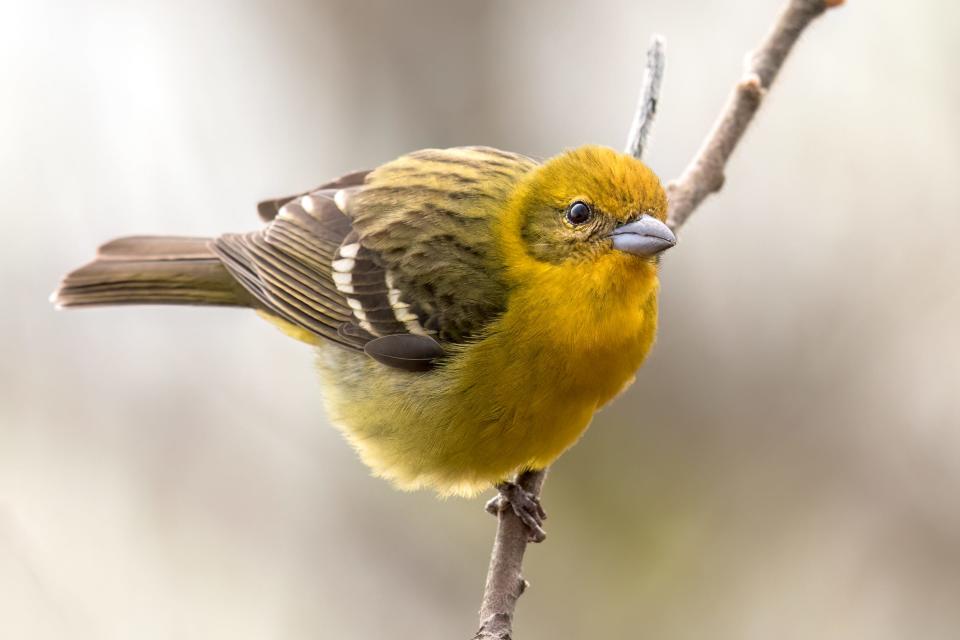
top-left (523, 145), bottom-right (667, 225)
top-left (496, 145), bottom-right (670, 292)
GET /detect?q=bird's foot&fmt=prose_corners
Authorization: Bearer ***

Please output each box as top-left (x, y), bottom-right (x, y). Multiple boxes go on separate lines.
top-left (485, 481), bottom-right (548, 543)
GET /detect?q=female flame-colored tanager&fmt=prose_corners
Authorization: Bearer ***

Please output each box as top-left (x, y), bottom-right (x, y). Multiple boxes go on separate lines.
top-left (54, 145), bottom-right (676, 537)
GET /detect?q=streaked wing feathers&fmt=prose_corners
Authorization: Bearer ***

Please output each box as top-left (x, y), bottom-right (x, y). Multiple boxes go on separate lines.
top-left (214, 146), bottom-right (537, 360)
top-left (344, 146), bottom-right (538, 342)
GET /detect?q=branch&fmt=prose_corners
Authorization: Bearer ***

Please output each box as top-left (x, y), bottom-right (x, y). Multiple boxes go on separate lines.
top-left (474, 469), bottom-right (546, 640)
top-left (626, 35), bottom-right (667, 161)
top-left (472, 1), bottom-right (841, 637)
top-left (667, 0), bottom-right (844, 231)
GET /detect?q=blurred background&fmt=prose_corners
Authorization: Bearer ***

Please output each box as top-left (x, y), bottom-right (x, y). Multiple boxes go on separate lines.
top-left (2, 0), bottom-right (959, 638)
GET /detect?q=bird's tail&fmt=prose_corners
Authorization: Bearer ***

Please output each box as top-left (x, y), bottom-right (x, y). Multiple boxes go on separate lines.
top-left (52, 235), bottom-right (255, 309)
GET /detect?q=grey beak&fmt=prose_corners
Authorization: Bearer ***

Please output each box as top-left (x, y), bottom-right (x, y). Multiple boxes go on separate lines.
top-left (610, 214), bottom-right (676, 257)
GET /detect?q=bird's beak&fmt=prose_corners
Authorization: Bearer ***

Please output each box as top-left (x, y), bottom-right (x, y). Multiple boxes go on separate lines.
top-left (609, 214), bottom-right (677, 257)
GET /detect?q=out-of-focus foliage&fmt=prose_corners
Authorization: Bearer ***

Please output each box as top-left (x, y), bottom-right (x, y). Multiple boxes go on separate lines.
top-left (2, 1), bottom-right (958, 638)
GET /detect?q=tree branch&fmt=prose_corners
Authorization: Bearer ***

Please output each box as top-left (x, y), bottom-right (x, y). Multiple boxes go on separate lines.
top-left (473, 469), bottom-right (546, 640)
top-left (666, 0), bottom-right (844, 231)
top-left (626, 35), bottom-right (667, 161)
top-left (472, 1), bottom-right (842, 637)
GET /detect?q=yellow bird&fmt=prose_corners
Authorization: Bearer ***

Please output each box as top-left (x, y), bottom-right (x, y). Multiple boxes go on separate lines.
top-left (54, 144), bottom-right (675, 538)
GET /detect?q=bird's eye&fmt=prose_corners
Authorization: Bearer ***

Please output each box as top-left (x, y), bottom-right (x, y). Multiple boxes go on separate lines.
top-left (565, 201), bottom-right (592, 225)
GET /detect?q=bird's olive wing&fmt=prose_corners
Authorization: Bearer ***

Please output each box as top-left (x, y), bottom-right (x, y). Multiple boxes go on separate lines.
top-left (211, 146), bottom-right (537, 367)
top-left (213, 184), bottom-right (454, 361)
top-left (340, 146), bottom-right (538, 343)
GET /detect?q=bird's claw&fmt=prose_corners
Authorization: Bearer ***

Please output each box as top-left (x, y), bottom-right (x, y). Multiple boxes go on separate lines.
top-left (485, 481), bottom-right (548, 543)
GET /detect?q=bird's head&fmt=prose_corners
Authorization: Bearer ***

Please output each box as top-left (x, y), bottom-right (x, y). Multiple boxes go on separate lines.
top-left (498, 145), bottom-right (674, 298)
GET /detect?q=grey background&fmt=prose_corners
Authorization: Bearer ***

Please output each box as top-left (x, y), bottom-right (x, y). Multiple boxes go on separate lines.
top-left (2, 1), bottom-right (959, 638)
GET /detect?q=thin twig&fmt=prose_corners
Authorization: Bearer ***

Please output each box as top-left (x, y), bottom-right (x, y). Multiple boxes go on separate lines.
top-left (666, 0), bottom-right (844, 231)
top-left (626, 35), bottom-right (666, 161)
top-left (473, 1), bottom-right (841, 637)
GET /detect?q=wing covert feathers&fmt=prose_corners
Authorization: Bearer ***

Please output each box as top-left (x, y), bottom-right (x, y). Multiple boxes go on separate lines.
top-left (257, 169), bottom-right (370, 222)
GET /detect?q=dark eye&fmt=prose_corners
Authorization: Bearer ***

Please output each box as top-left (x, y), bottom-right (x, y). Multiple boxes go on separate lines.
top-left (565, 201), bottom-right (592, 225)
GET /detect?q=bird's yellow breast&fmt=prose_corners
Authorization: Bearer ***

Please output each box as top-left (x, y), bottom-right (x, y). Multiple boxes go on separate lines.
top-left (464, 250), bottom-right (660, 469)
top-left (313, 252), bottom-right (659, 497)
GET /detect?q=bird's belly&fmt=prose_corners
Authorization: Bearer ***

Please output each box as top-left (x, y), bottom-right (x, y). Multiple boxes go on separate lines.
top-left (313, 327), bottom-right (649, 497)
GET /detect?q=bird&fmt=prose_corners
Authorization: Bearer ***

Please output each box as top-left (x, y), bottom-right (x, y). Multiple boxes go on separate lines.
top-left (53, 144), bottom-right (676, 540)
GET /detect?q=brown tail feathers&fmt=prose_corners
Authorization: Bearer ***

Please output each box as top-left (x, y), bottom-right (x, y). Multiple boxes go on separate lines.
top-left (53, 236), bottom-right (256, 309)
